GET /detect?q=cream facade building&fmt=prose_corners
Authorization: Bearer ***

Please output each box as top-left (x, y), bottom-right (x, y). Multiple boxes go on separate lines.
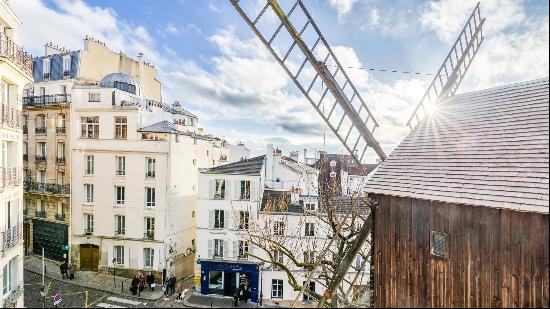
top-left (0, 0), bottom-right (33, 307)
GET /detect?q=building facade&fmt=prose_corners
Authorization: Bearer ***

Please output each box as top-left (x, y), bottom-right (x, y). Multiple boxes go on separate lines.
top-left (0, 0), bottom-right (33, 307)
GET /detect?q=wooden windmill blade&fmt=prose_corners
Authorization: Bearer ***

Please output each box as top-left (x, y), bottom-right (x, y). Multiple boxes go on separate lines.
top-left (229, 0), bottom-right (387, 163)
top-left (406, 2), bottom-right (486, 130)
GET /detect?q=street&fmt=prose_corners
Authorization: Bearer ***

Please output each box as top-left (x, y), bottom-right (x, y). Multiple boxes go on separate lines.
top-left (24, 270), bottom-right (191, 308)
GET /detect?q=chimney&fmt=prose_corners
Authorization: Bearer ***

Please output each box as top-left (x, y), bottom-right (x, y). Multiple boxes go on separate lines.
top-left (303, 148), bottom-right (307, 164)
top-left (266, 144), bottom-right (274, 181)
top-left (137, 53), bottom-right (144, 90)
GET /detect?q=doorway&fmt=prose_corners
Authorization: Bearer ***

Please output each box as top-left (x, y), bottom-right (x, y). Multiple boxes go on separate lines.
top-left (79, 244), bottom-right (99, 271)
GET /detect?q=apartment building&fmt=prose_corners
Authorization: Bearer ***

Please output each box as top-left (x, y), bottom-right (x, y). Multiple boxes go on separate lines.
top-left (195, 145), bottom-right (370, 306)
top-left (0, 0), bottom-right (33, 307)
top-left (316, 153), bottom-right (378, 197)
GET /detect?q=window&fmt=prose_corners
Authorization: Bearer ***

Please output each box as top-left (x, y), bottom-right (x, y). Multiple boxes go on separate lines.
top-left (57, 171), bottom-right (65, 185)
top-left (238, 240), bottom-right (249, 259)
top-left (305, 223), bottom-right (315, 237)
top-left (81, 117), bottom-right (99, 139)
top-left (144, 248), bottom-right (154, 268)
top-left (89, 93), bottom-right (101, 102)
top-left (273, 221), bottom-right (285, 236)
top-left (62, 55), bottom-right (71, 78)
top-left (272, 279), bottom-right (283, 299)
top-left (115, 215), bottom-right (126, 235)
top-left (61, 85), bottom-right (67, 94)
top-left (144, 217), bottom-right (155, 239)
top-left (36, 199), bottom-right (43, 212)
top-left (214, 210), bottom-right (224, 229)
top-left (116, 156), bottom-right (126, 176)
top-left (39, 87), bottom-right (45, 96)
top-left (302, 281), bottom-right (316, 302)
top-left (239, 211), bottom-right (250, 230)
top-left (85, 155), bottom-right (94, 174)
top-left (37, 142), bottom-right (46, 156)
top-left (145, 187), bottom-right (156, 207)
top-left (36, 114), bottom-right (46, 129)
top-left (37, 170), bottom-right (46, 183)
top-left (57, 113), bottom-right (66, 128)
top-left (431, 231), bottom-right (449, 258)
top-left (209, 271), bottom-right (223, 290)
top-left (43, 58), bottom-right (51, 80)
top-left (240, 180), bottom-right (251, 200)
top-left (85, 214), bottom-right (94, 232)
top-left (305, 203), bottom-right (316, 211)
top-left (85, 184), bottom-right (94, 203)
top-left (115, 117), bottom-right (127, 139)
top-left (57, 203), bottom-right (64, 216)
top-left (115, 186), bottom-right (125, 205)
top-left (304, 251), bottom-right (316, 265)
top-left (57, 142), bottom-right (65, 159)
top-left (2, 257), bottom-right (17, 296)
top-left (114, 246), bottom-right (124, 265)
top-left (272, 249), bottom-right (283, 270)
top-left (214, 239), bottom-right (224, 258)
top-left (354, 255), bottom-right (362, 270)
top-left (214, 179), bottom-right (225, 199)
top-left (146, 158), bottom-right (156, 178)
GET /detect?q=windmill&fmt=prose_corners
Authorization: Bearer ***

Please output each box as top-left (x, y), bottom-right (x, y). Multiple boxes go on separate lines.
top-left (229, 0), bottom-right (485, 306)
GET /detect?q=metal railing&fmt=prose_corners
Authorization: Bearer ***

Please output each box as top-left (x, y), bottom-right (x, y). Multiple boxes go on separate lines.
top-left (85, 229), bottom-right (93, 236)
top-left (23, 94), bottom-right (71, 106)
top-left (24, 181), bottom-right (70, 195)
top-left (57, 157), bottom-right (66, 165)
top-left (146, 171), bottom-right (156, 178)
top-left (1, 104), bottom-right (22, 129)
top-left (0, 32), bottom-right (33, 76)
top-left (35, 210), bottom-right (46, 218)
top-left (35, 155), bottom-right (46, 163)
top-left (55, 214), bottom-right (66, 221)
top-left (1, 223), bottom-right (23, 252)
top-left (35, 127), bottom-right (47, 134)
top-left (56, 126), bottom-right (66, 134)
top-left (23, 126), bottom-right (28, 134)
top-left (0, 167), bottom-right (21, 189)
top-left (144, 231), bottom-right (155, 240)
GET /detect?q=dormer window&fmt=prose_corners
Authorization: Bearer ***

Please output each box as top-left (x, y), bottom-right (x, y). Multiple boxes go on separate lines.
top-left (43, 58), bottom-right (51, 80)
top-left (62, 55), bottom-right (71, 78)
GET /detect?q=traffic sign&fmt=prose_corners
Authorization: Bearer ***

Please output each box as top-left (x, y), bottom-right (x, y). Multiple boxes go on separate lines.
top-left (62, 245), bottom-right (70, 251)
top-left (53, 293), bottom-right (63, 306)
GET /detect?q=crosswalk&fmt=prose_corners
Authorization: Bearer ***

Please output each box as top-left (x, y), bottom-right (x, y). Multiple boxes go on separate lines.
top-left (94, 296), bottom-right (147, 308)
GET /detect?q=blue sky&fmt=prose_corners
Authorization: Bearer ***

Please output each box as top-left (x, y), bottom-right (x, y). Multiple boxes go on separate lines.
top-left (13, 0), bottom-right (550, 161)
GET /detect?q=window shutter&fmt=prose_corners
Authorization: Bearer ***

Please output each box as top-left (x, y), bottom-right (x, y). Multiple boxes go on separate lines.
top-left (208, 210), bottom-right (214, 229)
top-left (224, 210), bottom-right (229, 230)
top-left (250, 181), bottom-right (258, 201)
top-left (224, 180), bottom-right (230, 200)
top-left (223, 240), bottom-right (228, 259)
top-left (208, 180), bottom-right (214, 199)
top-left (233, 211), bottom-right (240, 230)
top-left (233, 180), bottom-right (240, 200)
top-left (233, 241), bottom-right (239, 260)
top-left (207, 240), bottom-right (213, 259)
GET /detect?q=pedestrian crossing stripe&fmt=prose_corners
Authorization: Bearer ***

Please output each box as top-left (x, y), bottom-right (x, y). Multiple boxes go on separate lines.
top-left (95, 303), bottom-right (124, 308)
top-left (106, 296), bottom-right (145, 306)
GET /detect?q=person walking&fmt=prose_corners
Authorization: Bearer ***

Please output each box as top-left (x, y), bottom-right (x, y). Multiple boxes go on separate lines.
top-left (59, 261), bottom-right (67, 279)
top-left (130, 274), bottom-right (139, 295)
top-left (175, 281), bottom-right (183, 301)
top-left (233, 285), bottom-right (241, 307)
top-left (68, 263), bottom-right (75, 280)
top-left (138, 273), bottom-right (145, 292)
top-left (163, 277), bottom-right (170, 297)
top-left (146, 272), bottom-right (155, 291)
top-left (169, 274), bottom-right (177, 295)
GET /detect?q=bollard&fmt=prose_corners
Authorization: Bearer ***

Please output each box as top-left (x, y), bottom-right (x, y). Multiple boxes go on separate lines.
top-left (121, 281), bottom-right (124, 294)
top-left (138, 286), bottom-right (141, 298)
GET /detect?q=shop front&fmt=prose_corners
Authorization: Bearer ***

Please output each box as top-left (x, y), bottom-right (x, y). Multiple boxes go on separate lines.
top-left (199, 260), bottom-right (260, 302)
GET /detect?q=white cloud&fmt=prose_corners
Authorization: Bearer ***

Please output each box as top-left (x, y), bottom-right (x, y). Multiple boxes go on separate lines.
top-left (370, 9), bottom-right (380, 26)
top-left (165, 23), bottom-right (180, 35)
top-left (328, 0), bottom-right (358, 19)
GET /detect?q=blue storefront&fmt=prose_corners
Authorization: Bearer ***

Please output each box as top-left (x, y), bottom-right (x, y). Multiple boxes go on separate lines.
top-left (199, 260), bottom-right (260, 302)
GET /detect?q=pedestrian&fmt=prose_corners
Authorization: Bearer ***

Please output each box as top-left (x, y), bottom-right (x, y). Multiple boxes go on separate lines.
top-left (238, 283), bottom-right (245, 302)
top-left (169, 274), bottom-right (177, 295)
top-left (233, 285), bottom-right (241, 307)
top-left (130, 274), bottom-right (139, 295)
top-left (146, 272), bottom-right (155, 291)
top-left (175, 281), bottom-right (183, 301)
top-left (163, 277), bottom-right (170, 297)
top-left (59, 261), bottom-right (67, 279)
top-left (68, 263), bottom-right (75, 280)
top-left (244, 283), bottom-right (250, 303)
top-left (138, 273), bottom-right (145, 292)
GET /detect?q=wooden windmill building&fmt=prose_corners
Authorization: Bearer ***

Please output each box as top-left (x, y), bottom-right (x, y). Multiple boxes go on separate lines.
top-left (365, 78), bottom-right (549, 308)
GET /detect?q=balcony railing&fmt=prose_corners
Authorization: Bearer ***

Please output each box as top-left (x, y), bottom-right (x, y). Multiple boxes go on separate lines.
top-left (1, 104), bottom-right (22, 129)
top-left (115, 229), bottom-right (125, 236)
top-left (1, 223), bottom-right (23, 252)
top-left (144, 231), bottom-right (155, 240)
top-left (57, 157), bottom-right (66, 165)
top-left (23, 154), bottom-right (28, 161)
top-left (146, 171), bottom-right (156, 178)
top-left (23, 126), bottom-right (28, 134)
top-left (23, 94), bottom-right (71, 107)
top-left (84, 229), bottom-right (93, 236)
top-left (0, 32), bottom-right (33, 76)
top-left (35, 155), bottom-right (46, 163)
top-left (55, 214), bottom-right (66, 221)
top-left (24, 181), bottom-right (70, 195)
top-left (56, 126), bottom-right (66, 134)
top-left (0, 167), bottom-right (21, 189)
top-left (35, 127), bottom-right (47, 134)
top-left (2, 281), bottom-right (23, 308)
top-left (35, 210), bottom-right (46, 218)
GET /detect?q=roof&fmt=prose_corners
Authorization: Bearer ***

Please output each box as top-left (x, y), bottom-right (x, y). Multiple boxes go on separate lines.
top-left (365, 78), bottom-right (549, 214)
top-left (162, 103), bottom-right (197, 119)
top-left (138, 120), bottom-right (178, 133)
top-left (201, 155), bottom-right (265, 176)
top-left (99, 72), bottom-right (143, 97)
top-left (261, 189), bottom-right (302, 213)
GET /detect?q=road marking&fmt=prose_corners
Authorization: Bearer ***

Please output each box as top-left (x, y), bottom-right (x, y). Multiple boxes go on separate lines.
top-left (95, 303), bottom-right (125, 308)
top-left (106, 296), bottom-right (143, 306)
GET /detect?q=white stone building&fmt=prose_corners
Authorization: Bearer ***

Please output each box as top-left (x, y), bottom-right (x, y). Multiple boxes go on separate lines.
top-left (196, 145), bottom-right (369, 306)
top-left (0, 0), bottom-right (33, 306)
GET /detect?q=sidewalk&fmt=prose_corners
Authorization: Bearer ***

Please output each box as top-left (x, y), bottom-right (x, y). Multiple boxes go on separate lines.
top-left (183, 292), bottom-right (287, 308)
top-left (24, 255), bottom-right (164, 300)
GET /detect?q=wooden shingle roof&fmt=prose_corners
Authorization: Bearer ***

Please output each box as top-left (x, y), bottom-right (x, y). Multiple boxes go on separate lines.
top-left (365, 78), bottom-right (549, 214)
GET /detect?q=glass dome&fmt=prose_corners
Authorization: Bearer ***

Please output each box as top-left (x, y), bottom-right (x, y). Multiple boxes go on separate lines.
top-left (99, 72), bottom-right (143, 97)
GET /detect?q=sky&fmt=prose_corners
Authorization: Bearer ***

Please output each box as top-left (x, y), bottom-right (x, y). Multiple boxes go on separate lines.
top-left (12, 0), bottom-right (550, 162)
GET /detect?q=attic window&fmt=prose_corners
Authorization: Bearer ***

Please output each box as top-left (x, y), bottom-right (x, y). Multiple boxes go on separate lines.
top-left (330, 171), bottom-right (337, 178)
top-left (330, 160), bottom-right (337, 167)
top-left (430, 231), bottom-right (449, 259)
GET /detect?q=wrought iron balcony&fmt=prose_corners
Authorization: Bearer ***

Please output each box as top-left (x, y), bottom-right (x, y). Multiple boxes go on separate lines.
top-left (23, 126), bottom-right (28, 134)
top-left (2, 281), bottom-right (23, 308)
top-left (0, 167), bottom-right (21, 189)
top-left (85, 229), bottom-right (93, 236)
top-left (144, 231), bottom-right (155, 240)
top-left (0, 32), bottom-right (33, 76)
top-left (1, 223), bottom-right (23, 252)
top-left (1, 104), bottom-right (22, 129)
top-left (35, 210), bottom-right (46, 218)
top-left (56, 126), bottom-right (66, 134)
top-left (23, 154), bottom-right (28, 161)
top-left (146, 171), bottom-right (156, 178)
top-left (57, 157), bottom-right (66, 165)
top-left (35, 155), bottom-right (46, 163)
top-left (55, 214), bottom-right (66, 221)
top-left (24, 180), bottom-right (70, 195)
top-left (115, 229), bottom-right (126, 236)
top-left (35, 127), bottom-right (47, 134)
top-left (23, 94), bottom-right (71, 107)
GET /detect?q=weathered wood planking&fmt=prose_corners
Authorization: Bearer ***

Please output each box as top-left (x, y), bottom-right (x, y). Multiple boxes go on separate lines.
top-left (373, 194), bottom-right (549, 308)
